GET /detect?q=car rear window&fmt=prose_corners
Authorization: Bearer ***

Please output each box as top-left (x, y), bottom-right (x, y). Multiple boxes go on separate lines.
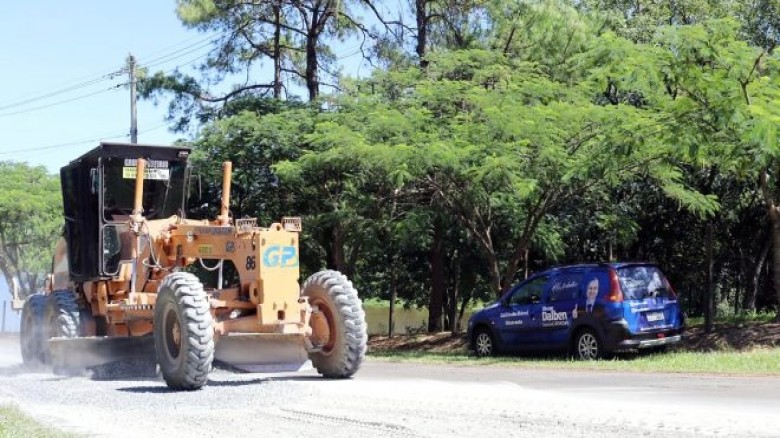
top-left (616, 266), bottom-right (671, 301)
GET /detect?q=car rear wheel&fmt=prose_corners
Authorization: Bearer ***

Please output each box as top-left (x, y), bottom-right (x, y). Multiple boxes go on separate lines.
top-left (473, 328), bottom-right (495, 357)
top-left (573, 328), bottom-right (602, 360)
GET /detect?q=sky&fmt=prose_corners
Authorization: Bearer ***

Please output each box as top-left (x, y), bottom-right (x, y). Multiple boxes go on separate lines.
top-left (0, 1), bottom-right (371, 174)
top-left (0, 2), bottom-right (202, 173)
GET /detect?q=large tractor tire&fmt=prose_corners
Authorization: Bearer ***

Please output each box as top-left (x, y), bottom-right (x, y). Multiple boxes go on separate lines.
top-left (20, 294), bottom-right (47, 366)
top-left (44, 290), bottom-right (81, 365)
top-left (154, 272), bottom-right (214, 390)
top-left (303, 270), bottom-right (367, 378)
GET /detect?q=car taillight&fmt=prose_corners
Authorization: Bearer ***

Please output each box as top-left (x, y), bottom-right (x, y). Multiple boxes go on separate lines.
top-left (607, 269), bottom-right (624, 303)
top-left (664, 278), bottom-right (677, 300)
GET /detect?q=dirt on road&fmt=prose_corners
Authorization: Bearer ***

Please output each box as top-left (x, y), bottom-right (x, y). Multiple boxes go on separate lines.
top-left (368, 322), bottom-right (780, 353)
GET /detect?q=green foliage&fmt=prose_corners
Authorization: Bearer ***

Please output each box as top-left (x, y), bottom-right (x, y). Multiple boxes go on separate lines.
top-left (172, 0), bottom-right (780, 326)
top-left (0, 162), bottom-right (61, 298)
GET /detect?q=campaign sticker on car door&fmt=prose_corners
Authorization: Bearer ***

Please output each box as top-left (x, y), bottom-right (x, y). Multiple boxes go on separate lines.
top-left (500, 310), bottom-right (529, 326)
top-left (541, 306), bottom-right (569, 327)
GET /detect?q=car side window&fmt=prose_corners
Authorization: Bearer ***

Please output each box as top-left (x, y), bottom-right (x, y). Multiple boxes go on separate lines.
top-left (508, 276), bottom-right (548, 306)
top-left (548, 273), bottom-right (583, 303)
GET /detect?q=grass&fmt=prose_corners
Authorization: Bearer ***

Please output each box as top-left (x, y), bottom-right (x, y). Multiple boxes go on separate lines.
top-left (369, 347), bottom-right (780, 375)
top-left (0, 405), bottom-right (75, 438)
top-left (686, 311), bottom-right (777, 326)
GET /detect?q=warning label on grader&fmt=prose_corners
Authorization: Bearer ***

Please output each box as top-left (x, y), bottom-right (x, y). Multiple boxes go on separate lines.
top-left (122, 167), bottom-right (170, 180)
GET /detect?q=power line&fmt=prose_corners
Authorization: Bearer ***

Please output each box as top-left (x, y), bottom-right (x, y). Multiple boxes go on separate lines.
top-left (138, 32), bottom-right (218, 62)
top-left (141, 36), bottom-right (218, 69)
top-left (0, 42), bottom-right (218, 120)
top-left (0, 123), bottom-right (168, 157)
top-left (0, 71), bottom-right (123, 112)
top-left (143, 39), bottom-right (218, 70)
top-left (0, 33), bottom-right (219, 114)
top-left (0, 84), bottom-right (124, 118)
top-left (0, 133), bottom-right (126, 156)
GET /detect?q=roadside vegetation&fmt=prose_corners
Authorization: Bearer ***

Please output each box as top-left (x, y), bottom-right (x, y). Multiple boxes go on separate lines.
top-left (0, 405), bottom-right (75, 438)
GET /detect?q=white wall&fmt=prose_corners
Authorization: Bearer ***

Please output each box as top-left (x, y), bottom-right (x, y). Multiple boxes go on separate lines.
top-left (0, 277), bottom-right (21, 332)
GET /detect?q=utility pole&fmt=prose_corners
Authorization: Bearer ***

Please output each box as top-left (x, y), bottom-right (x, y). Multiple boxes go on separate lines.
top-left (127, 54), bottom-right (138, 143)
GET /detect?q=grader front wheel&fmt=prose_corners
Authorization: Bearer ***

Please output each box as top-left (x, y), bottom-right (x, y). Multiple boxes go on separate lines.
top-left (303, 270), bottom-right (367, 378)
top-left (44, 290), bottom-right (81, 367)
top-left (154, 273), bottom-right (214, 390)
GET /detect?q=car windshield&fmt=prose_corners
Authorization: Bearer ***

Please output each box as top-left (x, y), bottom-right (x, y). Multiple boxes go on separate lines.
top-left (102, 157), bottom-right (186, 222)
top-left (617, 266), bottom-right (671, 300)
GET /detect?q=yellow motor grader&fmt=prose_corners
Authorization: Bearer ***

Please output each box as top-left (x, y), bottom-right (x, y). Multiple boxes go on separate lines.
top-left (15, 142), bottom-right (367, 390)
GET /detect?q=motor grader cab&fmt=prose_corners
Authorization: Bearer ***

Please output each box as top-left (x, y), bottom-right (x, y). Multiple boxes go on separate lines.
top-left (19, 142), bottom-right (367, 390)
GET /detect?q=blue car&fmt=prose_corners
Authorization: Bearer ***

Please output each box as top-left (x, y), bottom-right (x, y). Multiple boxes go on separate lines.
top-left (467, 263), bottom-right (685, 359)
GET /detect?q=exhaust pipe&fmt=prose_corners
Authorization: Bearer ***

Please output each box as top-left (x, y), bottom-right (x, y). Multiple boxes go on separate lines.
top-left (131, 158), bottom-right (146, 295)
top-left (218, 161), bottom-right (232, 225)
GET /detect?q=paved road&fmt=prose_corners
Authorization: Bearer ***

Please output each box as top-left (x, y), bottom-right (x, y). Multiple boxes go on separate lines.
top-left (0, 335), bottom-right (778, 437)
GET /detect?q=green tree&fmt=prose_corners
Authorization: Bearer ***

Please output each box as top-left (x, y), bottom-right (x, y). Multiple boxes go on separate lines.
top-left (0, 162), bottom-right (61, 299)
top-left (141, 0), bottom-right (368, 130)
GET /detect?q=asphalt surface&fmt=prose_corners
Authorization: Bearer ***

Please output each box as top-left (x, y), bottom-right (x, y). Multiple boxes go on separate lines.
top-left (0, 334), bottom-right (778, 437)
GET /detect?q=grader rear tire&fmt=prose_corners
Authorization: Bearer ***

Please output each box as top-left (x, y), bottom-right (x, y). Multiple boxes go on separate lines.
top-left (44, 290), bottom-right (81, 366)
top-left (303, 270), bottom-right (367, 378)
top-left (20, 294), bottom-right (47, 366)
top-left (154, 273), bottom-right (214, 391)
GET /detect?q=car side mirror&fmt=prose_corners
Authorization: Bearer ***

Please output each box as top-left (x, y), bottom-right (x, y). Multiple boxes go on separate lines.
top-left (531, 295), bottom-right (540, 304)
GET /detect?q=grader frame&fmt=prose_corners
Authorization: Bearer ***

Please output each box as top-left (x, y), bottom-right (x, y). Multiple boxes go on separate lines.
top-left (18, 142), bottom-right (367, 390)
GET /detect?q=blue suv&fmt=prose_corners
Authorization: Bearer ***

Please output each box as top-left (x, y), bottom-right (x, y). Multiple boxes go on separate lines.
top-left (467, 263), bottom-right (685, 359)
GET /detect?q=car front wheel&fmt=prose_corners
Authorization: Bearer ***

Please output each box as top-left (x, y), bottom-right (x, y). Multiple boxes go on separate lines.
top-left (473, 328), bottom-right (495, 357)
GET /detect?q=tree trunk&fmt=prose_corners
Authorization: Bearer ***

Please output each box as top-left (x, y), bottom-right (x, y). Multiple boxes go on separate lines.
top-left (0, 260), bottom-right (16, 301)
top-left (415, 0), bottom-right (428, 68)
top-left (388, 261), bottom-right (397, 338)
top-left (448, 258), bottom-right (461, 334)
top-left (746, 238), bottom-right (770, 313)
top-left (273, 2), bottom-right (282, 99)
top-left (770, 208), bottom-right (780, 322)
top-left (759, 170), bottom-right (780, 322)
top-left (485, 252), bottom-right (502, 299)
top-left (704, 222), bottom-right (715, 332)
top-left (524, 248), bottom-right (529, 279)
top-left (330, 224), bottom-right (346, 273)
top-left (428, 219), bottom-right (445, 332)
top-left (305, 31), bottom-right (319, 100)
top-left (457, 286), bottom-right (472, 333)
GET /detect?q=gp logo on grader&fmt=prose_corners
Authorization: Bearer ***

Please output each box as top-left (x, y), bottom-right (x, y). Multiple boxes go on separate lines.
top-left (262, 245), bottom-right (298, 268)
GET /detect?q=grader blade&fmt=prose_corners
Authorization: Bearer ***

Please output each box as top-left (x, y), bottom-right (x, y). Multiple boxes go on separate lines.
top-left (49, 336), bottom-right (156, 370)
top-left (214, 334), bottom-right (312, 373)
